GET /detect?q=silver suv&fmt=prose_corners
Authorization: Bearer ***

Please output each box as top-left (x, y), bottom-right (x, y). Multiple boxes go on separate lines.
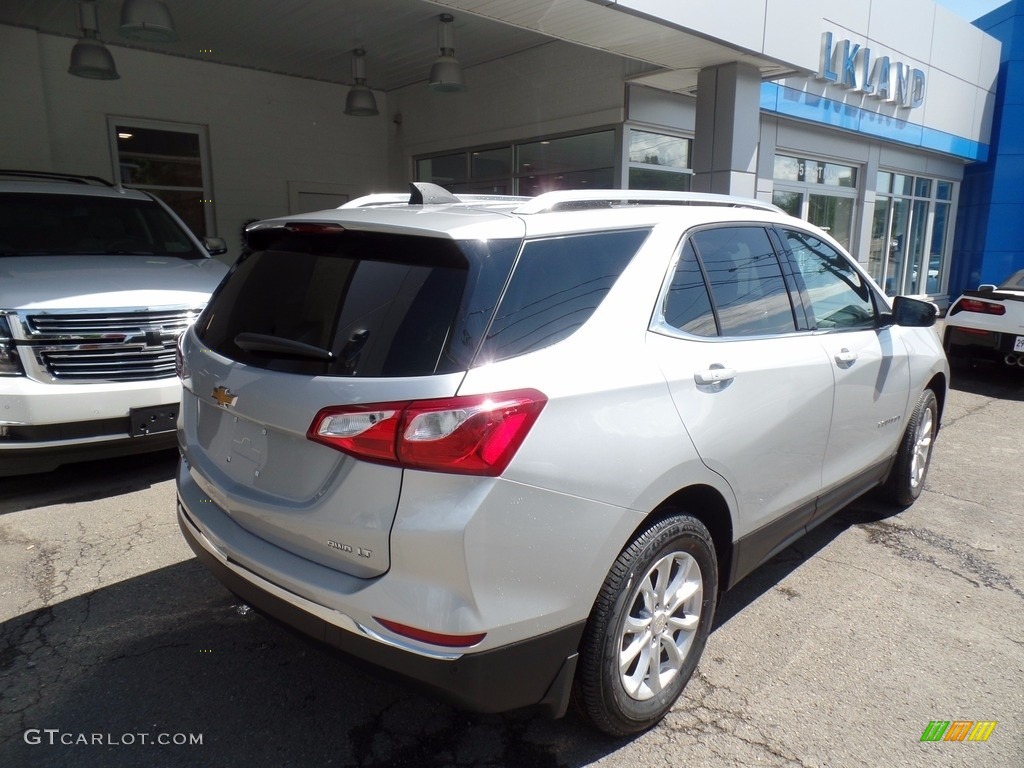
top-left (0, 171), bottom-right (228, 475)
top-left (176, 184), bottom-right (948, 735)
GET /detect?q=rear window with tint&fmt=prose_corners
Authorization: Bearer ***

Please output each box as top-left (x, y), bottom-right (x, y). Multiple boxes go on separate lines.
top-left (479, 229), bottom-right (650, 362)
top-left (196, 229), bottom-right (519, 377)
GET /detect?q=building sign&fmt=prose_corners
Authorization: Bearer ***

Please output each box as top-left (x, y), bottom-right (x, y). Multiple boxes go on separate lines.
top-left (816, 32), bottom-right (926, 109)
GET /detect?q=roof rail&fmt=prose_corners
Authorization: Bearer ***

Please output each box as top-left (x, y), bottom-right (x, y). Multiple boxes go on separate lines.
top-left (513, 189), bottom-right (782, 215)
top-left (0, 170), bottom-right (116, 187)
top-left (341, 183), bottom-right (531, 209)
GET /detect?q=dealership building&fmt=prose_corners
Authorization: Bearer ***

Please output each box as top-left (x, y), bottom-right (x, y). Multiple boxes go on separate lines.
top-left (1, 0), bottom-right (1018, 305)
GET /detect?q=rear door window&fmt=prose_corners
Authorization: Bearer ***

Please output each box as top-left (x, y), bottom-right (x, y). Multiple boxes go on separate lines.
top-left (690, 226), bottom-right (797, 336)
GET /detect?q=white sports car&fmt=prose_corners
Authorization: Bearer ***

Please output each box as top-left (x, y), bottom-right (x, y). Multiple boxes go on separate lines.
top-left (943, 269), bottom-right (1024, 370)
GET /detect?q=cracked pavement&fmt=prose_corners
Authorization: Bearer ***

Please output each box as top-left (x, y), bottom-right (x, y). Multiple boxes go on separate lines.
top-left (0, 367), bottom-right (1021, 767)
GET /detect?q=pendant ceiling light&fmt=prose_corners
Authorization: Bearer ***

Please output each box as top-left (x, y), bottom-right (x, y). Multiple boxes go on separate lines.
top-left (68, 1), bottom-right (119, 80)
top-left (345, 49), bottom-right (379, 117)
top-left (428, 14), bottom-right (467, 92)
top-left (118, 0), bottom-right (177, 42)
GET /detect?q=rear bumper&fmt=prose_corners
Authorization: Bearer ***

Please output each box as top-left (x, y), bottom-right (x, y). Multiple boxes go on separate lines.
top-left (944, 325), bottom-right (1024, 367)
top-left (177, 497), bottom-right (583, 717)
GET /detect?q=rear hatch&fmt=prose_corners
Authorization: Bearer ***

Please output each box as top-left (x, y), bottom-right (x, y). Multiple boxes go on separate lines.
top-left (181, 217), bottom-right (523, 578)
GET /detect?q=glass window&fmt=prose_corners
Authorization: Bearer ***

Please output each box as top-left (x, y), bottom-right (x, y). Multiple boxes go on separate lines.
top-left (876, 171), bottom-right (892, 194)
top-left (483, 229), bottom-right (649, 360)
top-left (905, 199), bottom-right (930, 295)
top-left (774, 155), bottom-right (801, 182)
top-left (893, 174), bottom-right (913, 196)
top-left (0, 192), bottom-right (203, 258)
top-left (808, 194), bottom-right (855, 250)
top-left (628, 131), bottom-right (690, 170)
top-left (773, 154), bottom-right (858, 250)
top-left (627, 129), bottom-right (693, 192)
top-left (198, 231), bottom-right (523, 377)
top-left (822, 162), bottom-right (857, 188)
top-left (691, 227), bottom-right (796, 336)
top-left (415, 130), bottom-right (617, 197)
top-left (783, 229), bottom-right (875, 330)
top-left (518, 167), bottom-right (615, 197)
top-left (772, 191), bottom-right (802, 218)
top-left (868, 197), bottom-right (891, 286)
top-left (111, 120), bottom-right (212, 237)
top-left (875, 170), bottom-right (956, 295)
top-left (928, 202), bottom-right (950, 293)
top-left (774, 155), bottom-right (856, 187)
top-left (628, 168), bottom-right (691, 191)
top-left (471, 148), bottom-right (512, 181)
top-left (663, 240), bottom-right (717, 336)
top-left (416, 153), bottom-right (467, 189)
top-left (517, 132), bottom-right (614, 175)
top-left (516, 131), bottom-right (615, 195)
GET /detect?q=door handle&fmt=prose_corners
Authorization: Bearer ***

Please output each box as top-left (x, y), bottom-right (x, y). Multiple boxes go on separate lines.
top-left (694, 366), bottom-right (736, 385)
top-left (835, 348), bottom-right (858, 365)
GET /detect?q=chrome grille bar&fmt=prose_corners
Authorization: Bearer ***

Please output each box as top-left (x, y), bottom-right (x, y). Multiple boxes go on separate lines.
top-left (22, 308), bottom-right (201, 382)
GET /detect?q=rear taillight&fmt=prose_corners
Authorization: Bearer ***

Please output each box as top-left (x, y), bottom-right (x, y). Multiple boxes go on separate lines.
top-left (955, 298), bottom-right (1006, 316)
top-left (308, 389), bottom-right (547, 476)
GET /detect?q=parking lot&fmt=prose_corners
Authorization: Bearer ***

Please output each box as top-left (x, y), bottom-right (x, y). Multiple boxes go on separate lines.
top-left (1, 365), bottom-right (1021, 767)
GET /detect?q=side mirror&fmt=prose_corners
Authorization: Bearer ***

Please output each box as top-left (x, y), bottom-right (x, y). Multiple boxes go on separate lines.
top-left (890, 295), bottom-right (938, 328)
top-left (977, 283), bottom-right (997, 293)
top-left (203, 236), bottom-right (228, 256)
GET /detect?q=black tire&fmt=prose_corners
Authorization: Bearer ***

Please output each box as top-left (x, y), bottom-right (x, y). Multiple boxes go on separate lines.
top-left (881, 388), bottom-right (938, 507)
top-left (574, 514), bottom-right (718, 736)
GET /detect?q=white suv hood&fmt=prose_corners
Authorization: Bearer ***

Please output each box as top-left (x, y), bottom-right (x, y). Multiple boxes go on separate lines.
top-left (0, 255), bottom-right (228, 309)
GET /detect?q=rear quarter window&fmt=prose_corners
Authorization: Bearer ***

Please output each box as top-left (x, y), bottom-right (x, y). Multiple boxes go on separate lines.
top-left (478, 229), bottom-right (650, 362)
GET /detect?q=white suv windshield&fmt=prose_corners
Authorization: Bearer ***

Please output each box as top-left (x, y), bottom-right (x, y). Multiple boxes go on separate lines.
top-left (0, 192), bottom-right (203, 259)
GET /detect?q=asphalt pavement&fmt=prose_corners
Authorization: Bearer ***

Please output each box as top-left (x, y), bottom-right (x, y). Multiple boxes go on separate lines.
top-left (0, 364), bottom-right (1021, 767)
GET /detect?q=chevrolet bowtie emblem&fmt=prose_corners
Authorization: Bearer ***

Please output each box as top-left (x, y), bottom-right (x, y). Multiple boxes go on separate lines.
top-left (212, 386), bottom-right (238, 408)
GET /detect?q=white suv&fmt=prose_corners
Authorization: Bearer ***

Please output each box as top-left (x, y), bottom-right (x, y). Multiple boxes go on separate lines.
top-left (176, 184), bottom-right (947, 735)
top-left (0, 171), bottom-right (228, 475)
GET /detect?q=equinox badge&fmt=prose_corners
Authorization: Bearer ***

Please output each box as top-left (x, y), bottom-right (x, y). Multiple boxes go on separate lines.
top-left (212, 386), bottom-right (238, 408)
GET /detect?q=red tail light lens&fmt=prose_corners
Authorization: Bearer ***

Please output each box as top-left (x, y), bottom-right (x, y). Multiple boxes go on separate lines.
top-left (956, 298), bottom-right (1006, 316)
top-left (308, 389), bottom-right (547, 476)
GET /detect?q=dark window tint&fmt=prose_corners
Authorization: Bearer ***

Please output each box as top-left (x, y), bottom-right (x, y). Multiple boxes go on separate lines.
top-left (481, 229), bottom-right (649, 361)
top-left (691, 227), bottom-right (796, 336)
top-left (0, 192), bottom-right (202, 258)
top-left (782, 229), bottom-right (876, 330)
top-left (663, 240), bottom-right (717, 336)
top-left (197, 230), bottom-right (519, 377)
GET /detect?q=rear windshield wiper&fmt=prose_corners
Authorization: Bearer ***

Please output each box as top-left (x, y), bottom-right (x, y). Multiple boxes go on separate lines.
top-left (234, 332), bottom-right (334, 361)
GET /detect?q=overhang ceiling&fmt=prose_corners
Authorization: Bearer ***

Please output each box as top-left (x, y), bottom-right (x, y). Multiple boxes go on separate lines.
top-left (0, 0), bottom-right (798, 94)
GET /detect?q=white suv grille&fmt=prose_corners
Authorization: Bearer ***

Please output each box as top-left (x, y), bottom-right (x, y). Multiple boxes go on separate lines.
top-left (22, 309), bottom-right (200, 382)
